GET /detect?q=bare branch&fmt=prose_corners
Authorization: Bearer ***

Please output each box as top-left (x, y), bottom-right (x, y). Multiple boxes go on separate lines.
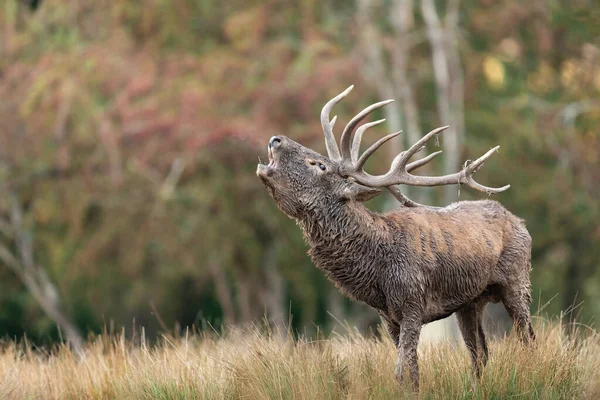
top-left (0, 242), bottom-right (24, 277)
top-left (159, 158), bottom-right (185, 201)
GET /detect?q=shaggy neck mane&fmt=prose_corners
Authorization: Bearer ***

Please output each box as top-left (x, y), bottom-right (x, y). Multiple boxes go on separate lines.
top-left (296, 199), bottom-right (392, 310)
top-left (298, 200), bottom-right (378, 246)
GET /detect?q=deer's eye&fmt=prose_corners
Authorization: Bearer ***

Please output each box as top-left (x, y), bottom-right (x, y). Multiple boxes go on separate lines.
top-left (318, 163), bottom-right (326, 171)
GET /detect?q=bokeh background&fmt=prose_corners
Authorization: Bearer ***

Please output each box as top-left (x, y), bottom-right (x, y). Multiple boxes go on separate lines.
top-left (0, 0), bottom-right (598, 350)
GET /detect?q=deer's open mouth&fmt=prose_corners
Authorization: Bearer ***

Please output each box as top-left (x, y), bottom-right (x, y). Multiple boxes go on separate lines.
top-left (267, 146), bottom-right (277, 167)
top-left (257, 144), bottom-right (278, 179)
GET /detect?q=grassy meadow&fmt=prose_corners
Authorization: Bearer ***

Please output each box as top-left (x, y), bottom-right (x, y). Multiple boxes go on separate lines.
top-left (0, 321), bottom-right (599, 400)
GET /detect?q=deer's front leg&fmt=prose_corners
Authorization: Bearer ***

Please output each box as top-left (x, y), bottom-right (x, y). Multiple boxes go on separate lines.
top-left (378, 311), bottom-right (400, 348)
top-left (395, 319), bottom-right (422, 392)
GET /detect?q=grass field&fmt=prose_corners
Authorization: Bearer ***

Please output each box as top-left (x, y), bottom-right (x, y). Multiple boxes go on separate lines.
top-left (0, 320), bottom-right (599, 399)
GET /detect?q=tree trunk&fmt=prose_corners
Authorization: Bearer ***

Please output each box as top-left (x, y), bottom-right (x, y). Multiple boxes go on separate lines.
top-left (207, 260), bottom-right (236, 325)
top-left (357, 0), bottom-right (433, 209)
top-left (236, 274), bottom-right (253, 323)
top-left (421, 0), bottom-right (464, 340)
top-left (0, 195), bottom-right (84, 354)
top-left (261, 242), bottom-right (287, 336)
top-left (388, 0), bottom-right (431, 206)
top-left (422, 0), bottom-right (460, 207)
top-left (26, 274), bottom-right (84, 352)
top-left (563, 240), bottom-right (583, 328)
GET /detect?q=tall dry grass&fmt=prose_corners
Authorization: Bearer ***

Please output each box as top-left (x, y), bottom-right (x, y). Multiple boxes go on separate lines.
top-left (0, 320), bottom-right (598, 399)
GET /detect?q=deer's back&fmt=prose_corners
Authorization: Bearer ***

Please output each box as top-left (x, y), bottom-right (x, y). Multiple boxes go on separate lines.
top-left (384, 199), bottom-right (524, 260)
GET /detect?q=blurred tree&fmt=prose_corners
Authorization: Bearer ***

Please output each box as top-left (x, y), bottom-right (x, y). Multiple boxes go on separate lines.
top-left (0, 192), bottom-right (83, 351)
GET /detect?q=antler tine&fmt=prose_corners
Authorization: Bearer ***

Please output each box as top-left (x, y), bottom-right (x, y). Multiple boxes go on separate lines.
top-left (461, 146), bottom-right (510, 194)
top-left (464, 177), bottom-right (510, 194)
top-left (351, 119), bottom-right (386, 163)
top-left (321, 86), bottom-right (354, 161)
top-left (406, 151), bottom-right (442, 173)
top-left (355, 131), bottom-right (402, 170)
top-left (397, 126), bottom-right (449, 169)
top-left (330, 115), bottom-right (338, 130)
top-left (339, 100), bottom-right (394, 162)
top-left (466, 146), bottom-right (498, 174)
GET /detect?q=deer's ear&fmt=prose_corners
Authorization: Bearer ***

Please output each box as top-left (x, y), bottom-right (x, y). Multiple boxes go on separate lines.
top-left (342, 183), bottom-right (382, 202)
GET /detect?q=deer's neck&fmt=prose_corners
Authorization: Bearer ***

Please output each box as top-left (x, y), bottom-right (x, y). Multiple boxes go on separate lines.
top-left (297, 201), bottom-right (391, 309)
top-left (299, 201), bottom-right (380, 247)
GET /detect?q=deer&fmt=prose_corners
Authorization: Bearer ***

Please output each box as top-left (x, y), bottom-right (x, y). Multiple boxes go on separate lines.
top-left (256, 86), bottom-right (534, 391)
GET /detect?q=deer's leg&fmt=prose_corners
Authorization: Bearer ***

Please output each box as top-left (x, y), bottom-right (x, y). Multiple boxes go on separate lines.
top-left (456, 302), bottom-right (487, 378)
top-left (395, 320), bottom-right (422, 392)
top-left (477, 313), bottom-right (489, 368)
top-left (456, 304), bottom-right (480, 377)
top-left (378, 311), bottom-right (400, 348)
top-left (502, 286), bottom-right (535, 345)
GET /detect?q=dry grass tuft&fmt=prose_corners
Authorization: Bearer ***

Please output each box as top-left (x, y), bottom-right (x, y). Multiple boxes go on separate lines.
top-left (0, 321), bottom-right (599, 399)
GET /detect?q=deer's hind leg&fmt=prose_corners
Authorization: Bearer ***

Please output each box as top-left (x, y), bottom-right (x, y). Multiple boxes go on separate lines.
top-left (477, 316), bottom-right (489, 366)
top-left (502, 284), bottom-right (535, 344)
top-left (497, 227), bottom-right (535, 344)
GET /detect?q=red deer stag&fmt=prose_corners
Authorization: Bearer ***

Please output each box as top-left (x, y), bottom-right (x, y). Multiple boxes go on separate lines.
top-left (256, 86), bottom-right (534, 391)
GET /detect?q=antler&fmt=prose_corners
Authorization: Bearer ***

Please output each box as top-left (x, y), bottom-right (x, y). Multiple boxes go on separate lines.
top-left (320, 87), bottom-right (510, 195)
top-left (321, 85), bottom-right (355, 161)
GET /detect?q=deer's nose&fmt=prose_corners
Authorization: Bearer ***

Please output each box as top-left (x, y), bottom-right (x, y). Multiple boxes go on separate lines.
top-left (269, 136), bottom-right (282, 149)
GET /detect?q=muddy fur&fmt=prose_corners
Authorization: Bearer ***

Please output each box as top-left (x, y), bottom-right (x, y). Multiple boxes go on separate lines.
top-left (257, 136), bottom-right (534, 391)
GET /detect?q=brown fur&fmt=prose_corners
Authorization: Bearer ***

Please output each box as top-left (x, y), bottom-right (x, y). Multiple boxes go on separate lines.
top-left (257, 136), bottom-right (534, 391)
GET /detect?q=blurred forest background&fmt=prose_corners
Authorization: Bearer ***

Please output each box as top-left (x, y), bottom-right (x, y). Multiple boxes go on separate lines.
top-left (0, 0), bottom-right (598, 350)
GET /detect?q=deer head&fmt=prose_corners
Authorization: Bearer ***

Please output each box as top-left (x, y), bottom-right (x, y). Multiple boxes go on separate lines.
top-left (256, 134), bottom-right (381, 219)
top-left (256, 85), bottom-right (509, 218)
